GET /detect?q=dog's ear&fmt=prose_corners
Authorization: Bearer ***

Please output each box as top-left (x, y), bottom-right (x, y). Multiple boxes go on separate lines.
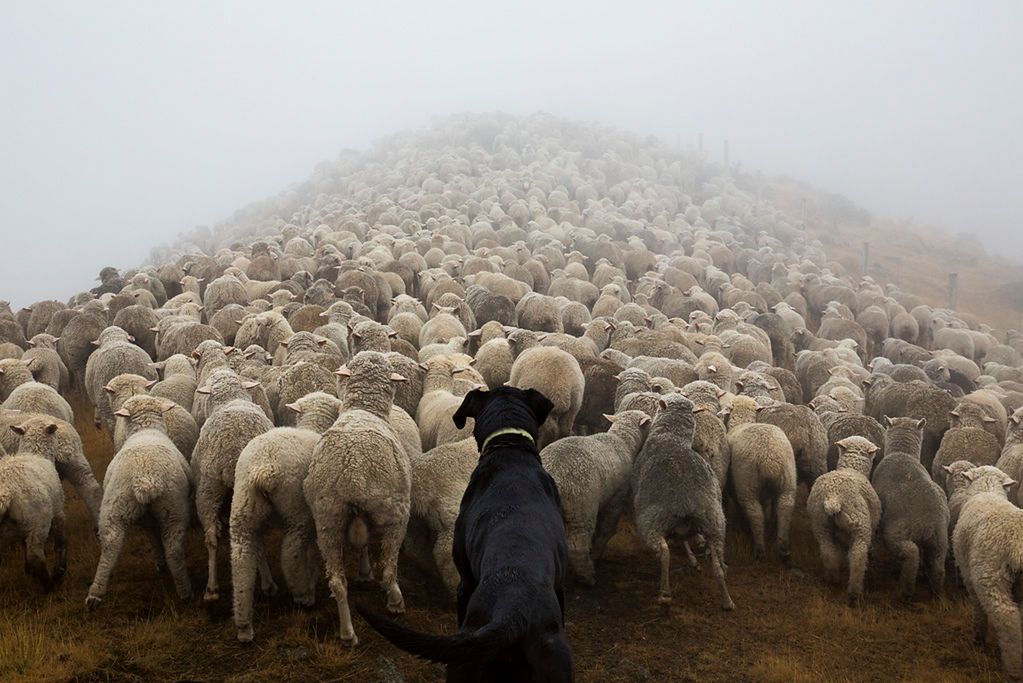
top-left (522, 388), bottom-right (554, 427)
top-left (452, 388), bottom-right (489, 429)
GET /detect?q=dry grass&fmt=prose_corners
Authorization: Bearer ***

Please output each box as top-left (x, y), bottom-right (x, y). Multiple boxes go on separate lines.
top-left (0, 393), bottom-right (1004, 682)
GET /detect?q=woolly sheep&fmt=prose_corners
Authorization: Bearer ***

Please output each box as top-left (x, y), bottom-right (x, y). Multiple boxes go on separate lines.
top-left (85, 326), bottom-right (157, 432)
top-left (632, 394), bottom-right (734, 610)
top-left (191, 369), bottom-right (275, 602)
top-left (722, 395), bottom-right (797, 561)
top-left (995, 408), bottom-right (1023, 505)
top-left (871, 416), bottom-right (949, 600)
top-left (304, 351), bottom-right (411, 644)
top-left (951, 466), bottom-right (1023, 679)
top-left (106, 373), bottom-right (199, 460)
top-left (806, 436), bottom-right (881, 606)
top-left (541, 410), bottom-right (651, 585)
top-left (0, 451), bottom-right (66, 590)
top-left (230, 392), bottom-right (343, 642)
top-left (86, 395), bottom-right (192, 608)
top-left (509, 345), bottom-right (585, 448)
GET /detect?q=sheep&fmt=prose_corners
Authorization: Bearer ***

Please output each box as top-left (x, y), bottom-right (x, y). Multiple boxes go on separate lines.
top-left (418, 306), bottom-right (467, 347)
top-left (273, 360), bottom-right (339, 426)
top-left (415, 356), bottom-right (474, 451)
top-left (930, 418), bottom-right (1001, 490)
top-left (995, 408), bottom-right (1023, 505)
top-left (951, 466), bottom-right (1023, 680)
top-left (756, 403), bottom-right (829, 486)
top-left (871, 416), bottom-right (950, 600)
top-left (722, 395), bottom-right (797, 561)
top-left (541, 410), bottom-right (651, 585)
top-left (22, 334), bottom-right (69, 393)
top-left (85, 326), bottom-right (157, 432)
top-left (473, 336), bottom-right (514, 389)
top-left (230, 392), bottom-right (343, 643)
top-left (191, 369), bottom-right (275, 602)
top-left (0, 367), bottom-right (74, 424)
top-left (105, 373), bottom-right (199, 460)
top-left (86, 395), bottom-right (192, 609)
top-left (149, 354), bottom-right (198, 412)
top-left (0, 449), bottom-right (66, 590)
top-left (942, 459), bottom-right (976, 534)
top-left (631, 394), bottom-right (734, 610)
top-left (7, 414), bottom-right (103, 524)
top-left (406, 437), bottom-right (479, 596)
top-left (508, 344), bottom-right (585, 448)
top-left (304, 351), bottom-right (411, 644)
top-left (806, 436), bottom-right (881, 606)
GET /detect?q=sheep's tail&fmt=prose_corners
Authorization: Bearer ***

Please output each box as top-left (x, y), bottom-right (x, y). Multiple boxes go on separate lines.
top-left (247, 461), bottom-right (280, 494)
top-left (354, 604), bottom-right (516, 665)
top-left (823, 494), bottom-right (842, 516)
top-left (132, 474), bottom-right (163, 505)
top-left (347, 515), bottom-right (369, 547)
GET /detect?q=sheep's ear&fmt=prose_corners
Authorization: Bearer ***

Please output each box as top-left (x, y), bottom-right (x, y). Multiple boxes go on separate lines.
top-left (755, 405), bottom-right (765, 413)
top-left (652, 384), bottom-right (663, 392)
top-left (418, 362), bottom-right (429, 371)
top-left (452, 388), bottom-right (489, 429)
top-left (942, 464), bottom-right (954, 474)
top-left (191, 350), bottom-right (202, 360)
top-left (916, 417), bottom-right (927, 429)
top-left (390, 373), bottom-right (408, 382)
top-left (639, 415), bottom-right (652, 426)
top-left (225, 346), bottom-right (238, 355)
top-left (883, 415), bottom-right (893, 428)
top-left (387, 329), bottom-right (398, 338)
top-left (658, 398), bottom-right (668, 411)
top-left (162, 402), bottom-right (177, 413)
top-left (868, 443), bottom-right (880, 453)
top-left (734, 381), bottom-right (744, 391)
top-left (716, 388), bottom-right (726, 398)
top-left (467, 330), bottom-right (482, 338)
top-left (693, 406), bottom-right (708, 414)
top-left (1012, 414), bottom-right (1022, 425)
top-left (1005, 479), bottom-right (1018, 490)
top-left (335, 365), bottom-right (351, 377)
top-left (603, 413), bottom-right (617, 424)
top-left (242, 380), bottom-right (260, 390)
top-left (10, 424), bottom-right (27, 436)
top-left (279, 340), bottom-right (289, 348)
top-left (90, 339), bottom-right (101, 347)
top-left (983, 416), bottom-right (996, 423)
top-left (127, 335), bottom-right (136, 343)
top-left (45, 423), bottom-right (59, 434)
top-left (707, 364), bottom-right (717, 373)
top-left (961, 470), bottom-right (976, 482)
top-left (351, 332), bottom-right (362, 340)
top-left (286, 402), bottom-right (302, 414)
top-left (113, 408), bottom-right (130, 417)
top-left (145, 379), bottom-right (158, 390)
top-left (196, 385), bottom-right (212, 395)
top-left (103, 385), bottom-right (115, 394)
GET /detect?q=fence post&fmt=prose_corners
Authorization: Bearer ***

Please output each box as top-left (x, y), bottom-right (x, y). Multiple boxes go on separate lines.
top-left (948, 272), bottom-right (959, 311)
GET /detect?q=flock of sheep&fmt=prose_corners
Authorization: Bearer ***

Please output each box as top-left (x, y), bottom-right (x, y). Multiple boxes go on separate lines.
top-left (2, 112), bottom-right (1023, 678)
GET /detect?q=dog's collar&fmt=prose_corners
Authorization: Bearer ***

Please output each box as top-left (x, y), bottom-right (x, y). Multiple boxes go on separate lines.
top-left (480, 427), bottom-right (535, 453)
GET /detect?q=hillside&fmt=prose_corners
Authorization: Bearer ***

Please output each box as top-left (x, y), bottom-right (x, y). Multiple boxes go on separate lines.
top-left (1, 113), bottom-right (1020, 683)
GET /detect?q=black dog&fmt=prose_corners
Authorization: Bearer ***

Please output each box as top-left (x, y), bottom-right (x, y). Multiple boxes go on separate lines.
top-left (357, 386), bottom-right (574, 682)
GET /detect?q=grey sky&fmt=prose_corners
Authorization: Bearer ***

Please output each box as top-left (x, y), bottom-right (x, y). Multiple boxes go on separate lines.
top-left (2, 1), bottom-right (1021, 308)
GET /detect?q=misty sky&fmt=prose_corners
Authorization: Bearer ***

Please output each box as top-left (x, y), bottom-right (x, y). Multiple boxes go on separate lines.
top-left (2, 1), bottom-right (1021, 308)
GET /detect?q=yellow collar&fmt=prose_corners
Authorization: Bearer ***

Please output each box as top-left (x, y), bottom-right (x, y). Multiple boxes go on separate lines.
top-left (481, 427), bottom-right (535, 452)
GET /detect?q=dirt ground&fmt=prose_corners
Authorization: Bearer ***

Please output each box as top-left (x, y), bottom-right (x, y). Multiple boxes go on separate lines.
top-left (0, 394), bottom-right (1005, 683)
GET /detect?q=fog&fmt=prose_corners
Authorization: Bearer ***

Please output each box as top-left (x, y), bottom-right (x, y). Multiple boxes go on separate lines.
top-left (2, 1), bottom-right (1021, 307)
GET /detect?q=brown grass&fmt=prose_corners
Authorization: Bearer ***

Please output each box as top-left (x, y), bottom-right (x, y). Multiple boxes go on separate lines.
top-left (0, 392), bottom-right (1004, 682)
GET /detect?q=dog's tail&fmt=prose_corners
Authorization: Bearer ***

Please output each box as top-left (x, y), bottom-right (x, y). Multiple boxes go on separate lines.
top-left (355, 604), bottom-right (515, 665)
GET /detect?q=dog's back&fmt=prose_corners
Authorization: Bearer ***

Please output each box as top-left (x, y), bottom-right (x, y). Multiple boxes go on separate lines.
top-left (357, 387), bottom-right (574, 682)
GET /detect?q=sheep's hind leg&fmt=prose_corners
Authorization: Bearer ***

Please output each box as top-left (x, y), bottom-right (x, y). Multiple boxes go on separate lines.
top-left (87, 522), bottom-right (127, 609)
top-left (376, 520), bottom-right (407, 614)
top-left (315, 507), bottom-right (357, 645)
top-left (710, 540), bottom-right (735, 611)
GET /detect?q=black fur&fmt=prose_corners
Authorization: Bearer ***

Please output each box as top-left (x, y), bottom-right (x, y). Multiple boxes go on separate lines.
top-left (357, 386), bottom-right (574, 682)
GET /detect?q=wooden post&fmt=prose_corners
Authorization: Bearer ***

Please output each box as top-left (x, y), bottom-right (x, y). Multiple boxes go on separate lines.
top-left (948, 272), bottom-right (959, 311)
top-left (862, 242), bottom-right (869, 274)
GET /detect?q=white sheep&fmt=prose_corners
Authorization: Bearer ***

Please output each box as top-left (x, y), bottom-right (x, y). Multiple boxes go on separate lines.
top-left (806, 436), bottom-right (881, 606)
top-left (230, 392), bottom-right (343, 643)
top-left (0, 451), bottom-right (66, 590)
top-left (86, 395), bottom-right (192, 608)
top-left (304, 351), bottom-right (411, 645)
top-left (952, 466), bottom-right (1023, 680)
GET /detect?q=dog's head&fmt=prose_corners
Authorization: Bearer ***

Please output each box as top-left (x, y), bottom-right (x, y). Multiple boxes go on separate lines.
top-left (452, 386), bottom-right (554, 451)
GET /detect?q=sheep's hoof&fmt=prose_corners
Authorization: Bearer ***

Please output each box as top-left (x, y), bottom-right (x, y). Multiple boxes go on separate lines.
top-left (386, 598), bottom-right (405, 615)
top-left (340, 634), bottom-right (359, 648)
top-left (847, 594), bottom-right (861, 608)
top-left (203, 588), bottom-right (220, 603)
top-left (260, 581), bottom-right (279, 598)
top-left (85, 595), bottom-right (102, 611)
top-left (237, 626), bottom-right (254, 643)
top-left (721, 598), bottom-right (736, 611)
